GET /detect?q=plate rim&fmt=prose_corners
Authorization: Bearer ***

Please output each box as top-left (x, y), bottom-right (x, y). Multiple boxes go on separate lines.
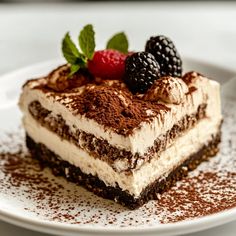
top-left (0, 58), bottom-right (236, 235)
top-left (1, 205), bottom-right (236, 234)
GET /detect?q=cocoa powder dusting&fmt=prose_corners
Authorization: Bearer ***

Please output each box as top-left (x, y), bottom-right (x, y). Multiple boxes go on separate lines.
top-left (182, 71), bottom-right (203, 85)
top-left (0, 98), bottom-right (235, 227)
top-left (155, 171), bottom-right (236, 223)
top-left (58, 85), bottom-right (169, 135)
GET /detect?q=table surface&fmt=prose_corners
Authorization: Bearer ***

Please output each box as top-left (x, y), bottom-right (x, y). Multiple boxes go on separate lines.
top-left (0, 1), bottom-right (236, 235)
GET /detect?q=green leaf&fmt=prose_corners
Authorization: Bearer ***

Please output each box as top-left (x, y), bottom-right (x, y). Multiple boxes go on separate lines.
top-left (69, 64), bottom-right (80, 76)
top-left (62, 32), bottom-right (80, 64)
top-left (75, 55), bottom-right (87, 67)
top-left (79, 24), bottom-right (95, 60)
top-left (106, 32), bottom-right (128, 54)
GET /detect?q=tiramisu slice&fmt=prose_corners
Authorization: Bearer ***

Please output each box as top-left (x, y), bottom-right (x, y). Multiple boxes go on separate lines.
top-left (19, 25), bottom-right (222, 209)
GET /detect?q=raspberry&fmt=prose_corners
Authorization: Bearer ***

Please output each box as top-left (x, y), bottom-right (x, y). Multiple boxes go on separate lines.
top-left (88, 49), bottom-right (126, 80)
top-left (124, 52), bottom-right (160, 94)
top-left (145, 35), bottom-right (182, 77)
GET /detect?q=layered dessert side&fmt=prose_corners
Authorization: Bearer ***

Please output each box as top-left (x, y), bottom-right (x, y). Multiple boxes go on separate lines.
top-left (19, 25), bottom-right (222, 209)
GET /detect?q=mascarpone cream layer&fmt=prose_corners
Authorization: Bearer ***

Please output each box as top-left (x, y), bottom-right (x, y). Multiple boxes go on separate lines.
top-left (19, 76), bottom-right (222, 156)
top-left (23, 113), bottom-right (221, 198)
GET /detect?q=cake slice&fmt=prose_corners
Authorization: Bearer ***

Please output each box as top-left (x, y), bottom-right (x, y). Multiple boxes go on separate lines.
top-left (19, 26), bottom-right (222, 209)
top-left (19, 70), bottom-right (222, 209)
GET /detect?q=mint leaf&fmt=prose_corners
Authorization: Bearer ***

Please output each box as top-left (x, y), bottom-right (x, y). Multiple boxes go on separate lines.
top-left (79, 24), bottom-right (95, 60)
top-left (106, 32), bottom-right (128, 54)
top-left (75, 55), bottom-right (87, 67)
top-left (62, 32), bottom-right (80, 64)
top-left (69, 64), bottom-right (80, 76)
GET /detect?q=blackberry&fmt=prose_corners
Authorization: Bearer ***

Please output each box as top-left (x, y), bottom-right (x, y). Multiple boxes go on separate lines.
top-left (145, 35), bottom-right (182, 77)
top-left (124, 52), bottom-right (160, 94)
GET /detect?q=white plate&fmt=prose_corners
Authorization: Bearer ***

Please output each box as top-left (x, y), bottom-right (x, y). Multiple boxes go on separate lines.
top-left (0, 58), bottom-right (236, 236)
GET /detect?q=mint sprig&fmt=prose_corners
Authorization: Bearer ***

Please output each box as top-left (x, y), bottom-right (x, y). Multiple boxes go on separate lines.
top-left (62, 24), bottom-right (95, 75)
top-left (62, 25), bottom-right (129, 75)
top-left (106, 32), bottom-right (128, 54)
top-left (70, 64), bottom-right (80, 76)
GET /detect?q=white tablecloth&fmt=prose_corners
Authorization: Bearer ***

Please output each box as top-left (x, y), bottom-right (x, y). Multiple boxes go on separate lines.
top-left (0, 2), bottom-right (235, 235)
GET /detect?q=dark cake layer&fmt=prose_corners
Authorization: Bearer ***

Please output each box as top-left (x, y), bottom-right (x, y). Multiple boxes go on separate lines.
top-left (26, 130), bottom-right (221, 209)
top-left (28, 101), bottom-right (207, 171)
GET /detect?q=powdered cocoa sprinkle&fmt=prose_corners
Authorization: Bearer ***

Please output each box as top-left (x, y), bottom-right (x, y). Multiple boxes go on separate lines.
top-left (0, 98), bottom-right (235, 227)
top-left (26, 75), bottom-right (171, 136)
top-left (59, 85), bottom-right (169, 135)
top-left (182, 71), bottom-right (203, 85)
top-left (155, 171), bottom-right (236, 223)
